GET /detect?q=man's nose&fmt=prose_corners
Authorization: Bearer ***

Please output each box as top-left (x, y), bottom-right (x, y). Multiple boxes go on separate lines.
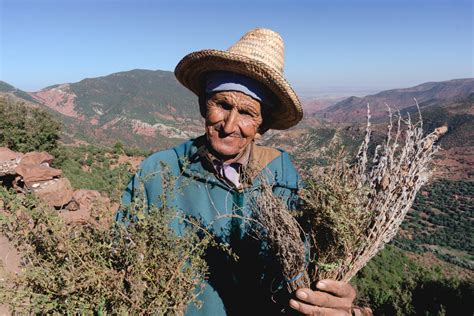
top-left (222, 109), bottom-right (239, 135)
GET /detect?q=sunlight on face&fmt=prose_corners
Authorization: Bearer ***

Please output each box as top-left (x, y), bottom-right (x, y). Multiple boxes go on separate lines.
top-left (205, 91), bottom-right (263, 161)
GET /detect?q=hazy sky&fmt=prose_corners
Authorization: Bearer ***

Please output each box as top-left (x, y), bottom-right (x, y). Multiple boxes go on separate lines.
top-left (1, 0), bottom-right (472, 95)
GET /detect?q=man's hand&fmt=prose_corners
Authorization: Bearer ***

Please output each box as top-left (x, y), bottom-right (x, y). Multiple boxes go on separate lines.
top-left (289, 279), bottom-right (356, 315)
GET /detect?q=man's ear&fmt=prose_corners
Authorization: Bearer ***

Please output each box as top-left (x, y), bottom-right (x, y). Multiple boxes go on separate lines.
top-left (257, 125), bottom-right (270, 135)
top-left (258, 103), bottom-right (271, 134)
top-left (198, 94), bottom-right (208, 118)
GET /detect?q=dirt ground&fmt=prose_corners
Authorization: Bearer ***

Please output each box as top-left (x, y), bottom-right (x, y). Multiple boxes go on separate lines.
top-left (0, 234), bottom-right (21, 315)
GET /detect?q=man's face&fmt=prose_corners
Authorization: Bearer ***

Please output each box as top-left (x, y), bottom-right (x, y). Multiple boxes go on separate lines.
top-left (205, 91), bottom-right (263, 161)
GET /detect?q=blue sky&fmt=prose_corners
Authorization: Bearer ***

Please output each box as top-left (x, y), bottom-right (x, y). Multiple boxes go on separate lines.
top-left (1, 0), bottom-right (472, 96)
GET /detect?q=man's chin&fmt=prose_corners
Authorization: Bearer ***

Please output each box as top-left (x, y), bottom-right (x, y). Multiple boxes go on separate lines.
top-left (208, 143), bottom-right (245, 160)
top-left (210, 147), bottom-right (240, 160)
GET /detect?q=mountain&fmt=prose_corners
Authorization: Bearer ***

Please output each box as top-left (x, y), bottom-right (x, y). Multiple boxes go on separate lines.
top-left (2, 73), bottom-right (473, 286)
top-left (5, 73), bottom-right (473, 157)
top-left (299, 96), bottom-right (346, 114)
top-left (319, 78), bottom-right (474, 123)
top-left (30, 69), bottom-right (199, 123)
top-left (0, 81), bottom-right (38, 104)
top-left (26, 70), bottom-right (204, 150)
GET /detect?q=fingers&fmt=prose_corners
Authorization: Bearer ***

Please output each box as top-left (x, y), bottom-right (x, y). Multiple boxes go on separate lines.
top-left (316, 280), bottom-right (356, 299)
top-left (295, 288), bottom-right (352, 309)
top-left (289, 299), bottom-right (350, 316)
top-left (289, 281), bottom-right (356, 315)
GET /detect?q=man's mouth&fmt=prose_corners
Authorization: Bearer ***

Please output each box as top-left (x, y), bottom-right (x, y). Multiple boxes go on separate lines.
top-left (212, 123), bottom-right (243, 139)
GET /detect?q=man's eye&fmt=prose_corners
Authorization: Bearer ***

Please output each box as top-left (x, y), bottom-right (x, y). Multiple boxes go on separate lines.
top-left (240, 109), bottom-right (257, 117)
top-left (217, 102), bottom-right (232, 110)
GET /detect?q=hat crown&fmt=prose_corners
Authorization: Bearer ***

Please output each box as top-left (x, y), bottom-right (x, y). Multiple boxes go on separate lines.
top-left (228, 28), bottom-right (285, 74)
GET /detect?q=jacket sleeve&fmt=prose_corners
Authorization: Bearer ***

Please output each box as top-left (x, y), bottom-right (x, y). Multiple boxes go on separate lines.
top-left (114, 149), bottom-right (181, 223)
top-left (115, 163), bottom-right (148, 223)
top-left (272, 150), bottom-right (302, 211)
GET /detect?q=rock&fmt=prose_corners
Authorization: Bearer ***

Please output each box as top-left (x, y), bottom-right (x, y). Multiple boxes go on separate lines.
top-left (19, 151), bottom-right (54, 167)
top-left (60, 189), bottom-right (109, 224)
top-left (15, 164), bottom-right (62, 186)
top-left (0, 147), bottom-right (21, 161)
top-left (0, 233), bottom-right (21, 316)
top-left (65, 199), bottom-right (80, 212)
top-left (0, 235), bottom-right (21, 276)
top-left (59, 189), bottom-right (118, 225)
top-left (72, 189), bottom-right (103, 208)
top-left (0, 147), bottom-right (22, 176)
top-left (33, 178), bottom-right (73, 207)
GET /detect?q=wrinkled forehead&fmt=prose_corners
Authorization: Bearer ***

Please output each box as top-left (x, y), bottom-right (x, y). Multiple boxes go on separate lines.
top-left (207, 90), bottom-right (262, 112)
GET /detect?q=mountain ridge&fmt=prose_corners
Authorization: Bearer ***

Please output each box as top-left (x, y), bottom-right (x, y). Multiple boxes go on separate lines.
top-left (2, 73), bottom-right (473, 154)
top-left (319, 78), bottom-right (474, 123)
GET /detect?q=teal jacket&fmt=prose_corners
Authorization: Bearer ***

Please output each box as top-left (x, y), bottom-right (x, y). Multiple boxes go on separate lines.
top-left (118, 136), bottom-right (301, 315)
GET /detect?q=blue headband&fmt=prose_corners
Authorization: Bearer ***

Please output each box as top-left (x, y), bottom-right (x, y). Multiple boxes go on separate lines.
top-left (205, 71), bottom-right (274, 108)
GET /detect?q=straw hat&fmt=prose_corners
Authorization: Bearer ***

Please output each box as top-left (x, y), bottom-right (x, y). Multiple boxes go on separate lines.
top-left (174, 28), bottom-right (303, 130)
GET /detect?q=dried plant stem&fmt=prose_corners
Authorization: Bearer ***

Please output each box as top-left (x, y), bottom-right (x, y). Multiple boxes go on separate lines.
top-left (253, 100), bottom-right (445, 288)
top-left (251, 178), bottom-right (311, 292)
top-left (339, 101), bottom-right (444, 281)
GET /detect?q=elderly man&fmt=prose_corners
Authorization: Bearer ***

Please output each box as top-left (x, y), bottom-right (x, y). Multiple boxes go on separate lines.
top-left (119, 28), bottom-right (362, 315)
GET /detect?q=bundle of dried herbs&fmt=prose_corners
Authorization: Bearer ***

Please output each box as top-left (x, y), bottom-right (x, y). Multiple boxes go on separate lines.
top-left (252, 104), bottom-right (445, 290)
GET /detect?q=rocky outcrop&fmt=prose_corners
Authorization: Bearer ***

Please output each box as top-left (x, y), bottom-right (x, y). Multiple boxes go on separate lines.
top-left (0, 148), bottom-right (22, 176)
top-left (19, 151), bottom-right (55, 166)
top-left (59, 189), bottom-right (113, 224)
top-left (32, 178), bottom-right (74, 208)
top-left (15, 165), bottom-right (62, 185)
top-left (0, 148), bottom-right (72, 207)
top-left (0, 147), bottom-right (115, 217)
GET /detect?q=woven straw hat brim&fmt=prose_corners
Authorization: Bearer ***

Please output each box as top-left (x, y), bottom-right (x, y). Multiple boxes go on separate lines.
top-left (175, 49), bottom-right (303, 130)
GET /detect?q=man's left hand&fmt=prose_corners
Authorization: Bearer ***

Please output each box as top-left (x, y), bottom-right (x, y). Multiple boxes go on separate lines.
top-left (289, 279), bottom-right (356, 315)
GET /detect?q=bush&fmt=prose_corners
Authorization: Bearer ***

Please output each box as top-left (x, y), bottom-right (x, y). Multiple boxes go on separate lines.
top-left (50, 144), bottom-right (135, 202)
top-left (0, 175), bottom-right (211, 314)
top-left (352, 245), bottom-right (474, 315)
top-left (0, 98), bottom-right (61, 153)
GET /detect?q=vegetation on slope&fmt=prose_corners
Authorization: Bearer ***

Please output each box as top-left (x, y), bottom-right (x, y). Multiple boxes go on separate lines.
top-left (69, 69), bottom-right (199, 123)
top-left (353, 245), bottom-right (473, 315)
top-left (1, 98), bottom-right (472, 314)
top-left (0, 183), bottom-right (210, 314)
top-left (50, 143), bottom-right (150, 202)
top-left (395, 180), bottom-right (473, 269)
top-left (0, 98), bottom-right (61, 153)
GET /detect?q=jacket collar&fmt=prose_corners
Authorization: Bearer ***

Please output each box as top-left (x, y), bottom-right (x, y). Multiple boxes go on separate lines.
top-left (174, 135), bottom-right (282, 190)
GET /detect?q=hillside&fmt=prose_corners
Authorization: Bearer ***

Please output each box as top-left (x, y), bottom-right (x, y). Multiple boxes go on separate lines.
top-left (3, 70), bottom-right (346, 151)
top-left (25, 70), bottom-right (204, 150)
top-left (319, 78), bottom-right (474, 123)
top-left (0, 81), bottom-right (38, 104)
top-left (395, 179), bottom-right (473, 270)
top-left (1, 78), bottom-right (472, 313)
top-left (262, 89), bottom-right (474, 277)
top-left (31, 69), bottom-right (199, 122)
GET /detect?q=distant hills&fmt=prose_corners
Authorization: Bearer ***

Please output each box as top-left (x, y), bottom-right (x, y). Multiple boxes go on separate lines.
top-left (1, 70), bottom-right (204, 150)
top-left (319, 78), bottom-right (474, 123)
top-left (1, 72), bottom-right (473, 156)
top-left (0, 81), bottom-right (38, 103)
top-left (30, 69), bottom-right (199, 123)
top-left (1, 72), bottom-right (473, 274)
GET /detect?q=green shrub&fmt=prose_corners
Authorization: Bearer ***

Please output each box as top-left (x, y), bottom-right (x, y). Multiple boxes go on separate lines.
top-left (0, 177), bottom-right (211, 314)
top-left (352, 245), bottom-right (474, 315)
top-left (51, 144), bottom-right (134, 202)
top-left (0, 98), bottom-right (61, 153)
